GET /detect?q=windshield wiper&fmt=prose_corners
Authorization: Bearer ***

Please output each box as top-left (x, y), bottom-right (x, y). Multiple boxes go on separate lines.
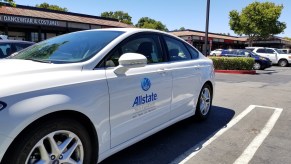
top-left (25, 58), bottom-right (52, 63)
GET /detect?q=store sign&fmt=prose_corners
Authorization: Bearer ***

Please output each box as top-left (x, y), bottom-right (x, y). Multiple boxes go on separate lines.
top-left (0, 15), bottom-right (66, 27)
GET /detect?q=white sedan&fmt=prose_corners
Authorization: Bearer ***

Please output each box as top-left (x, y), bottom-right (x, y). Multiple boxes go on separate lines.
top-left (210, 49), bottom-right (223, 56)
top-left (0, 28), bottom-right (215, 164)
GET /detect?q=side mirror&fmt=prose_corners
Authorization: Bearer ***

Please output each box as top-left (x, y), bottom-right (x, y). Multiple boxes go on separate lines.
top-left (114, 53), bottom-right (147, 74)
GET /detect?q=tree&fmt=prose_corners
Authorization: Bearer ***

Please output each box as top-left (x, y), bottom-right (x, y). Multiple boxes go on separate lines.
top-left (0, 0), bottom-right (16, 7)
top-left (179, 27), bottom-right (186, 30)
top-left (35, 2), bottom-right (68, 12)
top-left (101, 11), bottom-right (133, 25)
top-left (136, 17), bottom-right (168, 31)
top-left (284, 37), bottom-right (291, 41)
top-left (229, 2), bottom-right (286, 46)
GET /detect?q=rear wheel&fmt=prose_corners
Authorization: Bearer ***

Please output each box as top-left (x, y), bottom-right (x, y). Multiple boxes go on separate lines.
top-left (278, 59), bottom-right (288, 67)
top-left (2, 118), bottom-right (93, 164)
top-left (195, 84), bottom-right (213, 120)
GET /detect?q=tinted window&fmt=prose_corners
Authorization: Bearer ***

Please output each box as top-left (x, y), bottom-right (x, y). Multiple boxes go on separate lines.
top-left (256, 49), bottom-right (266, 53)
top-left (0, 43), bottom-right (11, 58)
top-left (266, 49), bottom-right (275, 54)
top-left (105, 34), bottom-right (163, 67)
top-left (11, 31), bottom-right (124, 63)
top-left (164, 36), bottom-right (191, 61)
top-left (246, 48), bottom-right (255, 51)
top-left (186, 44), bottom-right (199, 59)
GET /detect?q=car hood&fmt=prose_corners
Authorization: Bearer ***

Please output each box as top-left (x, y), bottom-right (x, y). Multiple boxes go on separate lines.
top-left (0, 59), bottom-right (84, 97)
top-left (0, 59), bottom-right (82, 76)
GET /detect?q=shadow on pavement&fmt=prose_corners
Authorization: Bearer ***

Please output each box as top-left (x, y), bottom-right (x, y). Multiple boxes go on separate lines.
top-left (100, 106), bottom-right (235, 164)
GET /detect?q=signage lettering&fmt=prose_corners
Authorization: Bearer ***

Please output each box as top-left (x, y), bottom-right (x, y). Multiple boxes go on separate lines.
top-left (132, 92), bottom-right (158, 107)
top-left (2, 15), bottom-right (59, 26)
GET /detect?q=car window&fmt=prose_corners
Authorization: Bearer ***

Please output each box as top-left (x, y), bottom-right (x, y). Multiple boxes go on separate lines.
top-left (266, 49), bottom-right (275, 54)
top-left (185, 44), bottom-right (199, 59)
top-left (164, 36), bottom-right (192, 61)
top-left (256, 49), bottom-right (266, 53)
top-left (105, 34), bottom-right (163, 67)
top-left (0, 43), bottom-right (11, 58)
top-left (11, 31), bottom-right (124, 64)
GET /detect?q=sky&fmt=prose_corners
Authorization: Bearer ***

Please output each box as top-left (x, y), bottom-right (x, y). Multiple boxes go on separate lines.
top-left (13, 0), bottom-right (291, 37)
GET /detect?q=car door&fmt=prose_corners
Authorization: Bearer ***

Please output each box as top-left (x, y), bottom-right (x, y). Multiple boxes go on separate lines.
top-left (104, 33), bottom-right (172, 147)
top-left (162, 35), bottom-right (202, 119)
top-left (265, 48), bottom-right (278, 63)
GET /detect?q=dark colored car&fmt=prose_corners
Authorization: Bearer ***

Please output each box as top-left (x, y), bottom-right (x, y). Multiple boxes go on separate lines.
top-left (220, 49), bottom-right (272, 70)
top-left (0, 40), bottom-right (34, 59)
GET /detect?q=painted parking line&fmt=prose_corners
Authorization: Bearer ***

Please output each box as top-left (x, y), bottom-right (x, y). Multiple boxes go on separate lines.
top-left (170, 105), bottom-right (283, 164)
top-left (233, 106), bottom-right (283, 164)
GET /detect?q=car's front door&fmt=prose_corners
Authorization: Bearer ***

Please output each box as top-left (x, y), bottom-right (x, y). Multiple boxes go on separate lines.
top-left (105, 34), bottom-right (172, 147)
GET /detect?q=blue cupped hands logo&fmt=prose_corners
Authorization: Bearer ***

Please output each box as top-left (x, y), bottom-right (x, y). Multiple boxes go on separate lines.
top-left (141, 78), bottom-right (151, 91)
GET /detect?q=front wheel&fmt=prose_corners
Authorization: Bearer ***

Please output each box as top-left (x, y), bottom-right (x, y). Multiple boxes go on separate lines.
top-left (194, 84), bottom-right (213, 121)
top-left (253, 62), bottom-right (261, 70)
top-left (2, 118), bottom-right (93, 164)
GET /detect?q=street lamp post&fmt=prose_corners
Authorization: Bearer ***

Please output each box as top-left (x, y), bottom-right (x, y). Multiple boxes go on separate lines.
top-left (204, 0), bottom-right (210, 56)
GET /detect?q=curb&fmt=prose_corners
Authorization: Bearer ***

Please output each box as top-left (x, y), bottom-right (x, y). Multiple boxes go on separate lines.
top-left (215, 70), bottom-right (256, 74)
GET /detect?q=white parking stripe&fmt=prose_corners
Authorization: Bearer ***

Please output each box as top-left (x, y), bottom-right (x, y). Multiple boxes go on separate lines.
top-left (171, 105), bottom-right (257, 164)
top-left (171, 105), bottom-right (283, 164)
top-left (233, 106), bottom-right (283, 164)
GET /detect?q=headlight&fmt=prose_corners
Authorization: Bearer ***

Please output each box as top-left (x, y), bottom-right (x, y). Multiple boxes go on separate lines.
top-left (0, 101), bottom-right (7, 111)
top-left (259, 57), bottom-right (266, 60)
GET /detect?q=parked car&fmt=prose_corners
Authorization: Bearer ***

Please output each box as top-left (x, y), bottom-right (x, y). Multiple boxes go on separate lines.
top-left (0, 40), bottom-right (34, 59)
top-left (220, 49), bottom-right (272, 70)
top-left (0, 28), bottom-right (215, 163)
top-left (279, 49), bottom-right (291, 54)
top-left (210, 49), bottom-right (223, 56)
top-left (0, 35), bottom-right (8, 40)
top-left (246, 47), bottom-right (291, 67)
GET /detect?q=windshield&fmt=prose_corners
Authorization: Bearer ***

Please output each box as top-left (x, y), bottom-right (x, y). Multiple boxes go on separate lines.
top-left (10, 30), bottom-right (124, 63)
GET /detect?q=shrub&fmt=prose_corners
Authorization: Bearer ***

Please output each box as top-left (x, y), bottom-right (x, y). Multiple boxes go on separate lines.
top-left (209, 57), bottom-right (255, 70)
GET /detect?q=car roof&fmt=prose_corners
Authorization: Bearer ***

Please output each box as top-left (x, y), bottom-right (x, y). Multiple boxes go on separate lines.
top-left (0, 40), bottom-right (35, 44)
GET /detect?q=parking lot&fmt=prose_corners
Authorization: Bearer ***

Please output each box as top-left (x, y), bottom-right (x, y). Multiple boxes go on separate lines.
top-left (101, 66), bottom-right (291, 164)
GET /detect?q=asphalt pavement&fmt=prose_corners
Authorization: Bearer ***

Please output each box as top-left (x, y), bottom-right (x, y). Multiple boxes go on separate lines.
top-left (100, 66), bottom-right (291, 164)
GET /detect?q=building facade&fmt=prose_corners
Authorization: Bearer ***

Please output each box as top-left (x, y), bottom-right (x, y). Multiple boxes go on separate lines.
top-left (170, 30), bottom-right (291, 53)
top-left (0, 4), bottom-right (132, 42)
top-left (170, 30), bottom-right (246, 53)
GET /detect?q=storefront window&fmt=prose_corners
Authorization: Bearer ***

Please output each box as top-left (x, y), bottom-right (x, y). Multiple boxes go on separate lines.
top-left (31, 32), bottom-right (45, 42)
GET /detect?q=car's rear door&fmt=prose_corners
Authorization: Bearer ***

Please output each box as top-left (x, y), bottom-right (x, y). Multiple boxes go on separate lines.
top-left (105, 33), bottom-right (172, 147)
top-left (161, 35), bottom-right (202, 119)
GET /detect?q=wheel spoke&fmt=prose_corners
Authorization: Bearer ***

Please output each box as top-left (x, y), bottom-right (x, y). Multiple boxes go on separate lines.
top-left (38, 142), bottom-right (50, 161)
top-left (35, 160), bottom-right (47, 164)
top-left (59, 137), bottom-right (74, 153)
top-left (63, 140), bottom-right (80, 160)
top-left (48, 133), bottom-right (61, 155)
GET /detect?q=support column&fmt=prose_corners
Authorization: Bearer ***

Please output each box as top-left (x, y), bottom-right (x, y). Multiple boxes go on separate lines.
top-left (38, 26), bottom-right (41, 42)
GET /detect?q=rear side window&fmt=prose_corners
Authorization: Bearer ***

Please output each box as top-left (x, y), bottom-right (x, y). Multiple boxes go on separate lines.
top-left (185, 44), bottom-right (199, 59)
top-left (164, 36), bottom-right (192, 61)
top-left (256, 49), bottom-right (266, 53)
top-left (266, 49), bottom-right (275, 54)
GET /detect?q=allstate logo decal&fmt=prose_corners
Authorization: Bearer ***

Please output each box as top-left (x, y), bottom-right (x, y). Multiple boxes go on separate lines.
top-left (141, 78), bottom-right (151, 91)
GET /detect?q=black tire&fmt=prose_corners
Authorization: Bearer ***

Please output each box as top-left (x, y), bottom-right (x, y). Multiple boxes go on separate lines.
top-left (2, 117), bottom-right (93, 164)
top-left (278, 59), bottom-right (288, 67)
top-left (253, 62), bottom-right (261, 70)
top-left (194, 83), bottom-right (213, 121)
